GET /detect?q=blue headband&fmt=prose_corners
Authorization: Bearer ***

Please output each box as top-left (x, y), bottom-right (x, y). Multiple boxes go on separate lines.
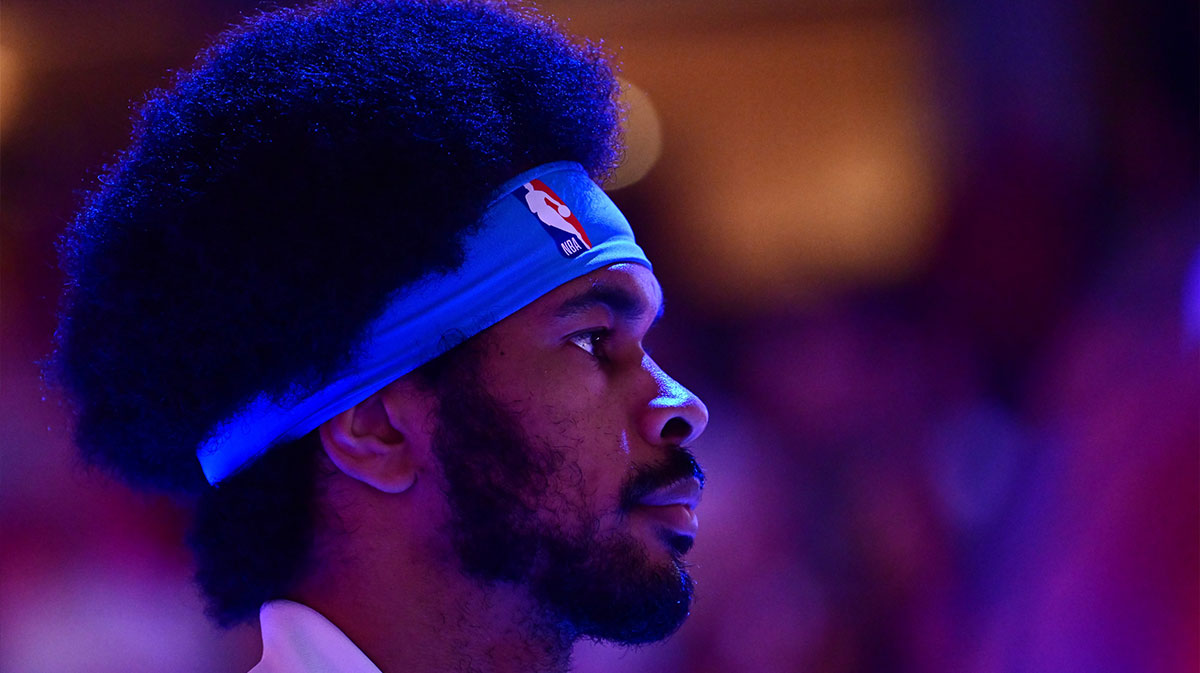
top-left (197, 161), bottom-right (652, 485)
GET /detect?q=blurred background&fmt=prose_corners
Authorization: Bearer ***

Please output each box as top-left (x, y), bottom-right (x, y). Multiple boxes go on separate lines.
top-left (1, 0), bottom-right (1196, 671)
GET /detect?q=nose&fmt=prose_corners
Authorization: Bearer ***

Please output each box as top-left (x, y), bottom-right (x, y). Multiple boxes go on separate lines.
top-left (639, 356), bottom-right (709, 447)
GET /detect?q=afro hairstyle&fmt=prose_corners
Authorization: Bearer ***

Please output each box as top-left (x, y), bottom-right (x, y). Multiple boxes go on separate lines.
top-left (49, 0), bottom-right (623, 494)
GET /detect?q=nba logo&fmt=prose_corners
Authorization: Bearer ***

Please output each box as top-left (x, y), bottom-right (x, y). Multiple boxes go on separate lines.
top-left (519, 179), bottom-right (592, 258)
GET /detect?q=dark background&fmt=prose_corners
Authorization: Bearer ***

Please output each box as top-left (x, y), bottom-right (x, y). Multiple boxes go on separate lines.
top-left (2, 1), bottom-right (1196, 671)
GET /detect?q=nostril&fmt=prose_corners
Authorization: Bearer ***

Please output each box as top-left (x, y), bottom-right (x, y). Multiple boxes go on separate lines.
top-left (661, 416), bottom-right (693, 443)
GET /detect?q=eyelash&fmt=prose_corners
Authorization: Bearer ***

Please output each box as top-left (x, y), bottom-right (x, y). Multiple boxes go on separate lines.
top-left (569, 328), bottom-right (612, 360)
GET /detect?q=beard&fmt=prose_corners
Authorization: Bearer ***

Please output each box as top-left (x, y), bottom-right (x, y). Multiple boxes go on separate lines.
top-left (426, 350), bottom-right (703, 645)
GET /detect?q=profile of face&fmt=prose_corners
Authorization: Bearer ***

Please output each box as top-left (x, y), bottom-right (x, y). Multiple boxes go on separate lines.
top-left (427, 263), bottom-right (709, 644)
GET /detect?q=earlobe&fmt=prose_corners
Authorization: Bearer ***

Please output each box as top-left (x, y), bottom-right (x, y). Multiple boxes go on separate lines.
top-left (318, 394), bottom-right (420, 494)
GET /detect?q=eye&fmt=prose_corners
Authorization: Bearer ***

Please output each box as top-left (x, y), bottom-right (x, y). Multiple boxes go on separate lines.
top-left (568, 329), bottom-right (611, 359)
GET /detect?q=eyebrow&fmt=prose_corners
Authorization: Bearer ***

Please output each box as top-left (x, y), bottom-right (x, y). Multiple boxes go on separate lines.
top-left (554, 282), bottom-right (665, 325)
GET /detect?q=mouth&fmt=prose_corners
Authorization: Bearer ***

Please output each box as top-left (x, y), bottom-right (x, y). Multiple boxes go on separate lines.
top-left (637, 476), bottom-right (702, 509)
top-left (631, 476), bottom-right (703, 540)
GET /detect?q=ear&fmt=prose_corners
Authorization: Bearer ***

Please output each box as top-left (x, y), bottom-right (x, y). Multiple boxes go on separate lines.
top-left (317, 381), bottom-right (433, 494)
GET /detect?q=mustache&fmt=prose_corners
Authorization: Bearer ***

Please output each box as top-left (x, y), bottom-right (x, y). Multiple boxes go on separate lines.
top-left (619, 446), bottom-right (706, 512)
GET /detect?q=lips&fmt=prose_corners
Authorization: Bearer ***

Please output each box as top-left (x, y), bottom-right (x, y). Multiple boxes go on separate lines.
top-left (633, 476), bottom-right (702, 539)
top-left (637, 476), bottom-right (702, 510)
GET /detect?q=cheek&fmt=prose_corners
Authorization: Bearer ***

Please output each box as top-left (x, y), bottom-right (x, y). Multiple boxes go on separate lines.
top-left (492, 353), bottom-right (620, 448)
top-left (521, 390), bottom-right (634, 515)
top-left (485, 345), bottom-right (636, 506)
top-left (538, 374), bottom-right (633, 467)
top-left (550, 410), bottom-right (635, 524)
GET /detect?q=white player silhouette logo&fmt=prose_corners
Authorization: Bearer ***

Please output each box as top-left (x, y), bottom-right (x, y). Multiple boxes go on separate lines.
top-left (521, 179), bottom-right (592, 258)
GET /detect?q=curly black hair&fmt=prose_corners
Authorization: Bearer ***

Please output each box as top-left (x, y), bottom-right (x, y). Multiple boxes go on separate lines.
top-left (50, 0), bottom-right (622, 494)
top-left (48, 0), bottom-right (623, 624)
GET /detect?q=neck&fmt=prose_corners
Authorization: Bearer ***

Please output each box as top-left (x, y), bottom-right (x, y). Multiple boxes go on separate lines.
top-left (289, 479), bottom-right (574, 673)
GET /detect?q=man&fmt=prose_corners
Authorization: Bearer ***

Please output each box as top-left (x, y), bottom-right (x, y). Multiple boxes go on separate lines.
top-left (50, 1), bottom-right (709, 672)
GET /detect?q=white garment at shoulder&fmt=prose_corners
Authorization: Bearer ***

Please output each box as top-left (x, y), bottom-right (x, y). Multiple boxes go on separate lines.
top-left (251, 600), bottom-right (384, 673)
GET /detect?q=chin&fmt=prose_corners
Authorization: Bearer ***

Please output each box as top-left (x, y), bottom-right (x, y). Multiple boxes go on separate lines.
top-left (535, 530), bottom-right (696, 645)
top-left (583, 566), bottom-right (694, 646)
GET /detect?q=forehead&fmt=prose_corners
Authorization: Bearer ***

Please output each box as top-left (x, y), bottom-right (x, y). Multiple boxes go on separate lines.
top-left (527, 263), bottom-right (664, 324)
